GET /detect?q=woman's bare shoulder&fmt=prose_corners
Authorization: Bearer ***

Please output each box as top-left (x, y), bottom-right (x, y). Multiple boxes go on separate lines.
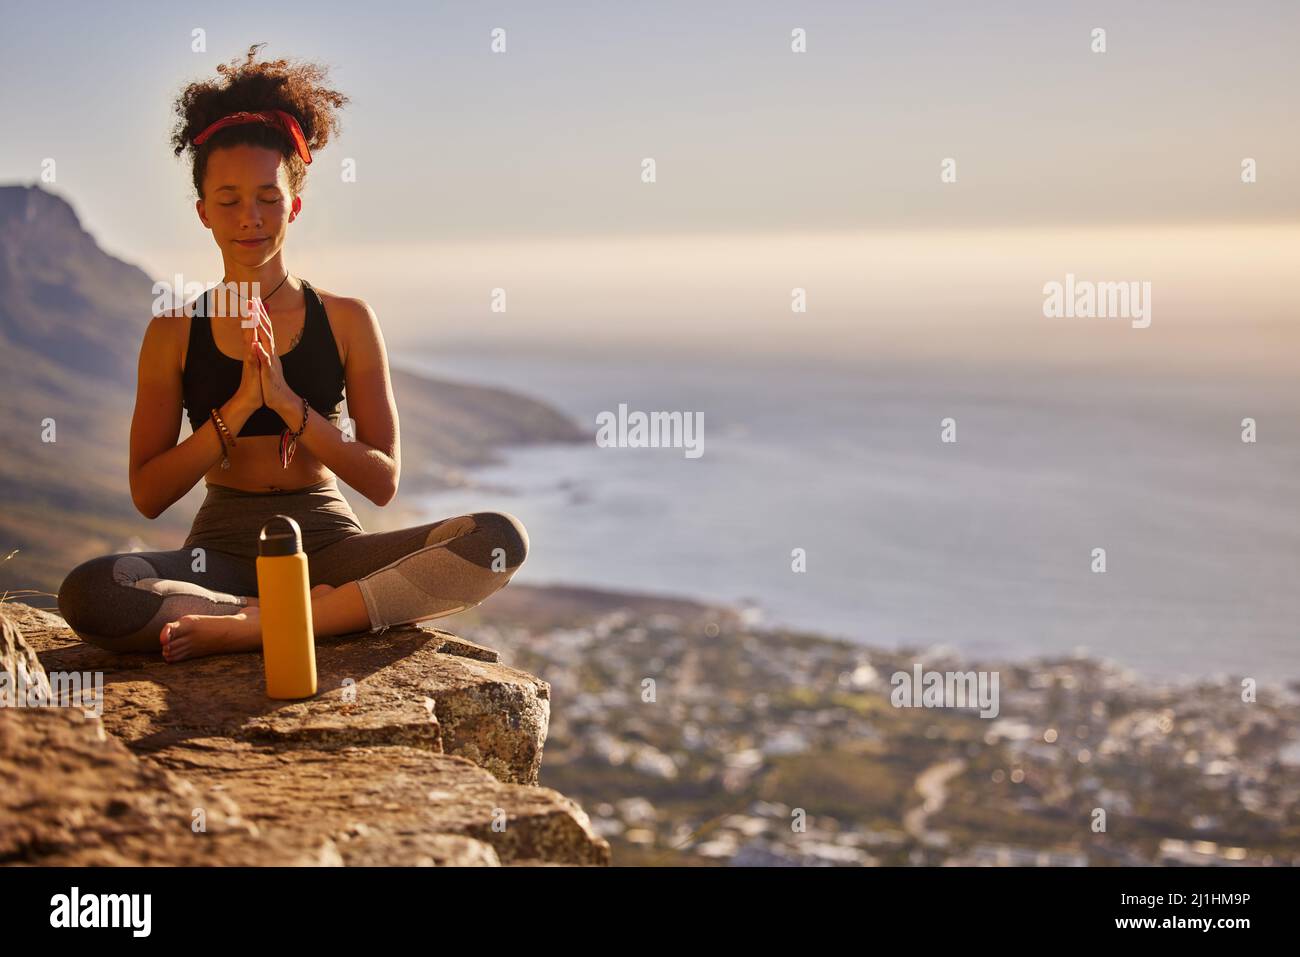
top-left (145, 303), bottom-right (192, 375)
top-left (311, 286), bottom-right (381, 367)
top-left (312, 285), bottom-right (374, 321)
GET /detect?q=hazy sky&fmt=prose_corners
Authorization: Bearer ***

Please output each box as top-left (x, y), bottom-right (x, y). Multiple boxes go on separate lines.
top-left (1, 1), bottom-right (1296, 360)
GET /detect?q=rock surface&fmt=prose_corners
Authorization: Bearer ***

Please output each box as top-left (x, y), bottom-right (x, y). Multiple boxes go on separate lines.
top-left (0, 601), bottom-right (610, 866)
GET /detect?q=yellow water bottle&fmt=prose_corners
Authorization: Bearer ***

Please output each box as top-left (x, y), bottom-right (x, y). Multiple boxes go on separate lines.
top-left (256, 515), bottom-right (317, 699)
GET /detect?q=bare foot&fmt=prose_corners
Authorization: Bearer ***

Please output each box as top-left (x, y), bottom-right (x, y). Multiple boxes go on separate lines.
top-left (157, 582), bottom-right (338, 665)
top-left (160, 607), bottom-right (262, 662)
top-left (159, 585), bottom-right (335, 663)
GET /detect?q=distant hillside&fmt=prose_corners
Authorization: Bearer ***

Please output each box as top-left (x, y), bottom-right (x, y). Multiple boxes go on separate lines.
top-left (0, 183), bottom-right (584, 600)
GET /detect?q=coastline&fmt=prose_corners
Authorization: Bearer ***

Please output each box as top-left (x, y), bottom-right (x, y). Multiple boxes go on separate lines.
top-left (440, 577), bottom-right (1300, 867)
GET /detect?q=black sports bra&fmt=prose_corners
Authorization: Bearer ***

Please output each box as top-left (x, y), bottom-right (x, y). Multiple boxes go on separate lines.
top-left (182, 278), bottom-right (345, 437)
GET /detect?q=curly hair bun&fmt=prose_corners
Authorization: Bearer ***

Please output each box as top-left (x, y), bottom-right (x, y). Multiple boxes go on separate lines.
top-left (171, 42), bottom-right (349, 197)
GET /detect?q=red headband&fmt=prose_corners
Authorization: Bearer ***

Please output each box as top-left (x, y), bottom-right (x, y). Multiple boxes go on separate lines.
top-left (192, 109), bottom-right (312, 165)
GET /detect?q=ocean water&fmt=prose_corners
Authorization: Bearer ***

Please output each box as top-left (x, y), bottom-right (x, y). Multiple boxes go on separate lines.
top-left (405, 349), bottom-right (1300, 682)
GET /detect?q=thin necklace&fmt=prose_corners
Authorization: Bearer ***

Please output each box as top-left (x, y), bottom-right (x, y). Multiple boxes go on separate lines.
top-left (220, 271), bottom-right (291, 314)
top-left (261, 272), bottom-right (291, 312)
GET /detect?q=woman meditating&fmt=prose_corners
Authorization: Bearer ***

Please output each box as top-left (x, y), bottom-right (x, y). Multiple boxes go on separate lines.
top-left (56, 45), bottom-right (528, 663)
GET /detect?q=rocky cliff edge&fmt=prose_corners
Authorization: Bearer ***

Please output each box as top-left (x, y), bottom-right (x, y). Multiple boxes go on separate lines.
top-left (0, 600), bottom-right (610, 866)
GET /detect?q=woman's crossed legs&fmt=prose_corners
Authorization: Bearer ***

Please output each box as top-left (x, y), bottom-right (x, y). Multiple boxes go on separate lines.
top-left (56, 511), bottom-right (529, 662)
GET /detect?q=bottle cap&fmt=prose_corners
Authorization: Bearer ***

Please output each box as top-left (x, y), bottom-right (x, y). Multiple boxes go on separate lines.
top-left (258, 514), bottom-right (303, 556)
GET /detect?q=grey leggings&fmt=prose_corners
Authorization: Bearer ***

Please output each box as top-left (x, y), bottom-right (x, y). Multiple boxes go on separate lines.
top-left (56, 478), bottom-right (528, 653)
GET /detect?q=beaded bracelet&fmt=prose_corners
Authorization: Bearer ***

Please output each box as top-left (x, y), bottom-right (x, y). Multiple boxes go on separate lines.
top-left (210, 407), bottom-right (236, 470)
top-left (279, 396), bottom-right (310, 469)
